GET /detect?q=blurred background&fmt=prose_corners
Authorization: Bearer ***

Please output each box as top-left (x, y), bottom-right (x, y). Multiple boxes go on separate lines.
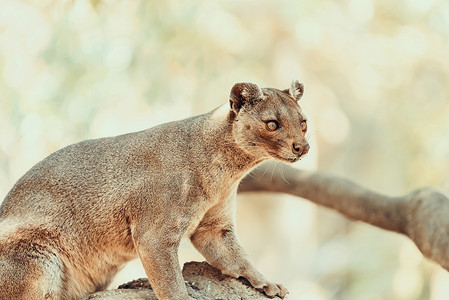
top-left (1, 0), bottom-right (448, 299)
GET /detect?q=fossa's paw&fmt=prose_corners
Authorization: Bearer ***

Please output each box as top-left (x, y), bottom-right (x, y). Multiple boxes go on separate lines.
top-left (252, 279), bottom-right (288, 298)
top-left (243, 270), bottom-right (289, 298)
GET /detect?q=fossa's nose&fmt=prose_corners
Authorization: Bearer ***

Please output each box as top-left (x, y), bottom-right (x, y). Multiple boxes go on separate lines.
top-left (292, 141), bottom-right (309, 156)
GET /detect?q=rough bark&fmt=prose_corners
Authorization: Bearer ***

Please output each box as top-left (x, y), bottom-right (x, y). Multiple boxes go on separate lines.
top-left (239, 162), bottom-right (449, 271)
top-left (85, 261), bottom-right (276, 299)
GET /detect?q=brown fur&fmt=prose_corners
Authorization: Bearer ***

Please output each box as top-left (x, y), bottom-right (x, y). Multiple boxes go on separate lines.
top-left (0, 81), bottom-right (309, 300)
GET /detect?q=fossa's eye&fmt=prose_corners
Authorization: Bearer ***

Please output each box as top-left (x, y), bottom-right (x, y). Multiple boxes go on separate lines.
top-left (266, 121), bottom-right (279, 132)
top-left (300, 120), bottom-right (307, 133)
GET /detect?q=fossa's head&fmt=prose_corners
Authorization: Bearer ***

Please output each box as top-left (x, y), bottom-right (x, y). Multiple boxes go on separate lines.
top-left (229, 81), bottom-right (309, 163)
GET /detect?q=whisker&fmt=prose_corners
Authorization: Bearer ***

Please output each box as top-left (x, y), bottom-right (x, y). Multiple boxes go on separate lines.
top-left (245, 171), bottom-right (256, 180)
top-left (259, 162), bottom-right (271, 181)
top-left (278, 163), bottom-right (290, 185)
top-left (270, 162), bottom-right (277, 181)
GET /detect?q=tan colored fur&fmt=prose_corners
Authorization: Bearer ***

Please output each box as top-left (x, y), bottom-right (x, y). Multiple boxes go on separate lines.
top-left (0, 81), bottom-right (309, 300)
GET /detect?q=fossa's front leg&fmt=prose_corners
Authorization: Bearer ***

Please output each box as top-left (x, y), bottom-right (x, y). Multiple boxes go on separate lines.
top-left (133, 221), bottom-right (191, 300)
top-left (190, 193), bottom-right (288, 298)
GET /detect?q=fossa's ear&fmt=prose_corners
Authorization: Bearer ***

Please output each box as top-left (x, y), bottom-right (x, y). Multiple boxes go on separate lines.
top-left (283, 80), bottom-right (304, 102)
top-left (229, 82), bottom-right (263, 114)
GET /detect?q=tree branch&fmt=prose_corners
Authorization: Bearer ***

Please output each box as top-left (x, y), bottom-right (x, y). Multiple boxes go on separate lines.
top-left (85, 261), bottom-right (276, 299)
top-left (239, 162), bottom-right (449, 271)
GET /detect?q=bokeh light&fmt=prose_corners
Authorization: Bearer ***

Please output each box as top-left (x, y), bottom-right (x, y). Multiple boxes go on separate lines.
top-left (1, 1), bottom-right (448, 299)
